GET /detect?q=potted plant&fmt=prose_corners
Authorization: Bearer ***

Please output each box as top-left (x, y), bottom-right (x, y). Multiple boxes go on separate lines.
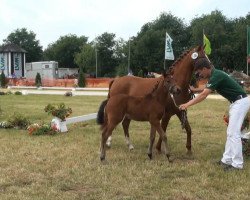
top-left (44, 103), bottom-right (72, 132)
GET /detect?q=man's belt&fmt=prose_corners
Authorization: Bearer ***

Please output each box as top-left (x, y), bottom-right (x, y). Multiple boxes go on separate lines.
top-left (231, 94), bottom-right (248, 103)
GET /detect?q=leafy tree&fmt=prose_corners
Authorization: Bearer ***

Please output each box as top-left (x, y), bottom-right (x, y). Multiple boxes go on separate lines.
top-left (189, 10), bottom-right (250, 72)
top-left (3, 28), bottom-right (43, 62)
top-left (35, 73), bottom-right (42, 87)
top-left (95, 32), bottom-right (118, 77)
top-left (44, 34), bottom-right (88, 68)
top-left (74, 44), bottom-right (96, 74)
top-left (130, 12), bottom-right (189, 75)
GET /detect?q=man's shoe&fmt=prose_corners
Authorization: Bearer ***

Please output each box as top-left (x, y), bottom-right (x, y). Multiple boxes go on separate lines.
top-left (224, 165), bottom-right (242, 172)
top-left (216, 160), bottom-right (230, 167)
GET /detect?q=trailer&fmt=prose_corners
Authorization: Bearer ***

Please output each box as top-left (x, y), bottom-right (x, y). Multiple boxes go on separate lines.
top-left (25, 61), bottom-right (59, 79)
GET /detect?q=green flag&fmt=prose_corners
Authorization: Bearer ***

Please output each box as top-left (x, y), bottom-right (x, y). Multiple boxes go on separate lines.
top-left (203, 34), bottom-right (211, 55)
top-left (247, 26), bottom-right (250, 56)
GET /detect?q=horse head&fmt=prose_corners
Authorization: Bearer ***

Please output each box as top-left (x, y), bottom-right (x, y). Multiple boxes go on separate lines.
top-left (190, 45), bottom-right (211, 79)
top-left (163, 70), bottom-right (181, 95)
top-left (171, 45), bottom-right (207, 89)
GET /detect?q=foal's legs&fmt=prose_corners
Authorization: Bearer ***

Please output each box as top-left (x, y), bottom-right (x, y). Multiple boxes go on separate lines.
top-left (156, 113), bottom-right (172, 152)
top-left (100, 124), bottom-right (116, 161)
top-left (122, 117), bottom-right (134, 150)
top-left (152, 121), bottom-right (171, 161)
top-left (176, 111), bottom-right (192, 155)
top-left (105, 117), bottom-right (134, 150)
top-left (147, 126), bottom-right (156, 159)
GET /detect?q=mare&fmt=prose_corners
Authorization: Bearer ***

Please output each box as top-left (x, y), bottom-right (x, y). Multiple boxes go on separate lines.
top-left (107, 45), bottom-right (207, 155)
top-left (97, 72), bottom-right (181, 161)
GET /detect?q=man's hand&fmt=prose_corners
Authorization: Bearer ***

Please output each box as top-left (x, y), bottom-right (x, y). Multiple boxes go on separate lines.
top-left (179, 103), bottom-right (188, 110)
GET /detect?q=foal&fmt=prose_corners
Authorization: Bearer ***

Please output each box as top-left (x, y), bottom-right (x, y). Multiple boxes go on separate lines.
top-left (97, 72), bottom-right (180, 161)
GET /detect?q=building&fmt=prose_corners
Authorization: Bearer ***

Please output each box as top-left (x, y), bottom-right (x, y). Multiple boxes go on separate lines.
top-left (0, 44), bottom-right (26, 78)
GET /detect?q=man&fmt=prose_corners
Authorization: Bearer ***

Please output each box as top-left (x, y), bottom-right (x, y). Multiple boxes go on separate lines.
top-left (179, 57), bottom-right (250, 171)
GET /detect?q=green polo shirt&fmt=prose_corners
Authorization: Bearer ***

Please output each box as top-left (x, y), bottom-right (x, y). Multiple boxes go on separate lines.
top-left (206, 68), bottom-right (246, 102)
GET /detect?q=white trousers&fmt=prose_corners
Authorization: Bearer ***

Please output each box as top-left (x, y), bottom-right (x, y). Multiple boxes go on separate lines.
top-left (221, 97), bottom-right (250, 169)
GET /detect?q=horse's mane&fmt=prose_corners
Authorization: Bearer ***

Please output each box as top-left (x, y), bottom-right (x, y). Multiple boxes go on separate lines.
top-left (171, 48), bottom-right (192, 68)
top-left (144, 69), bottom-right (173, 99)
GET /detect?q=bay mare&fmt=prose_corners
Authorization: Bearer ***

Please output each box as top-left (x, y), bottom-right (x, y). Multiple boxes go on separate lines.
top-left (107, 46), bottom-right (207, 155)
top-left (97, 71), bottom-right (181, 161)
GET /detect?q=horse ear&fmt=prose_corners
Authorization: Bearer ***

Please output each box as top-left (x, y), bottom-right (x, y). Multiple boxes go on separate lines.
top-left (161, 70), bottom-right (167, 78)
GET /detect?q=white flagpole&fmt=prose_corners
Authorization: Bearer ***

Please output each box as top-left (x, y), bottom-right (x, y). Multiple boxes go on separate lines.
top-left (247, 26), bottom-right (249, 75)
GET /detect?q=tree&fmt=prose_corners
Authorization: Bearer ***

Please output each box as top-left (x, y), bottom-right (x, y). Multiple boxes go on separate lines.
top-left (44, 34), bottom-right (88, 68)
top-left (130, 12), bottom-right (189, 75)
top-left (189, 10), bottom-right (250, 72)
top-left (3, 28), bottom-right (43, 62)
top-left (95, 32), bottom-right (118, 77)
top-left (74, 44), bottom-right (96, 75)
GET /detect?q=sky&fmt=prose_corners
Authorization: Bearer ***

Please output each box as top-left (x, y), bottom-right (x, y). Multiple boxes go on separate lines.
top-left (0, 0), bottom-right (249, 49)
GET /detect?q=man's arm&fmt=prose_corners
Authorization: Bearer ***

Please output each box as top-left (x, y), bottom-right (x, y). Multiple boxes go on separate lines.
top-left (190, 85), bottom-right (206, 93)
top-left (179, 88), bottom-right (212, 110)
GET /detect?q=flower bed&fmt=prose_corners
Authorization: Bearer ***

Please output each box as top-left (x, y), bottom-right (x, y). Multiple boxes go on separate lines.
top-left (27, 123), bottom-right (59, 135)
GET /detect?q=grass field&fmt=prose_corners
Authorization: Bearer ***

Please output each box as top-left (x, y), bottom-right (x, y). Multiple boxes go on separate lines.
top-left (0, 94), bottom-right (250, 200)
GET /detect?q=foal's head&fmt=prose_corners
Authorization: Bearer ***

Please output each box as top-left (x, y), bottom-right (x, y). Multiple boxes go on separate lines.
top-left (163, 70), bottom-right (181, 95)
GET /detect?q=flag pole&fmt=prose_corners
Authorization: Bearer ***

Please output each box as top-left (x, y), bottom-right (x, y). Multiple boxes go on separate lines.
top-left (247, 26), bottom-right (249, 75)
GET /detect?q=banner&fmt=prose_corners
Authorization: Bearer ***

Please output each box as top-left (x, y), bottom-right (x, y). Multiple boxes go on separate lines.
top-left (203, 34), bottom-right (211, 55)
top-left (165, 32), bottom-right (174, 60)
top-left (0, 53), bottom-right (7, 70)
top-left (14, 53), bottom-right (21, 70)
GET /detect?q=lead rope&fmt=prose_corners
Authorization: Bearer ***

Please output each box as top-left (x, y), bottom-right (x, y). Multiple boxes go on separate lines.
top-left (170, 92), bottom-right (187, 129)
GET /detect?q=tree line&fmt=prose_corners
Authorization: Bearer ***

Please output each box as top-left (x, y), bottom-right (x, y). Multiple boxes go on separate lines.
top-left (1, 10), bottom-right (250, 77)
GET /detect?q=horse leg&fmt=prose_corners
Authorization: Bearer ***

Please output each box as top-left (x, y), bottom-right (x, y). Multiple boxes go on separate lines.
top-left (122, 117), bottom-right (134, 150)
top-left (147, 126), bottom-right (156, 159)
top-left (100, 127), bottom-right (109, 161)
top-left (153, 121), bottom-right (171, 162)
top-left (176, 111), bottom-right (192, 155)
top-left (156, 113), bottom-right (172, 153)
top-left (100, 124), bottom-right (116, 161)
top-left (106, 136), bottom-right (112, 148)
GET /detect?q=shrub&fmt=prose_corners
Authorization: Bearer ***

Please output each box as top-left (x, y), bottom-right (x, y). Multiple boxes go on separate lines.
top-left (138, 69), bottom-right (144, 77)
top-left (0, 71), bottom-right (6, 88)
top-left (0, 91), bottom-right (5, 95)
top-left (14, 91), bottom-right (22, 95)
top-left (64, 91), bottom-right (73, 96)
top-left (78, 68), bottom-right (86, 88)
top-left (6, 113), bottom-right (30, 129)
top-left (35, 73), bottom-right (42, 87)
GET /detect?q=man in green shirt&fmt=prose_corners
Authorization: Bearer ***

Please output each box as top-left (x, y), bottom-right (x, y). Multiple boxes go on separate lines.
top-left (179, 57), bottom-right (250, 171)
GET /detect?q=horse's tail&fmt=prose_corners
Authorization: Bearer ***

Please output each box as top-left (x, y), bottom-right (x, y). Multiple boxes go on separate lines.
top-left (96, 99), bottom-right (108, 126)
top-left (107, 79), bottom-right (114, 99)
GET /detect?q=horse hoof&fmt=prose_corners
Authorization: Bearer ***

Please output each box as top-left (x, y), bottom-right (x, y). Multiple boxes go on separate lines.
top-left (148, 153), bottom-right (153, 160)
top-left (129, 145), bottom-right (134, 150)
top-left (156, 146), bottom-right (161, 153)
top-left (106, 143), bottom-right (111, 148)
top-left (167, 155), bottom-right (174, 163)
top-left (186, 150), bottom-right (193, 156)
top-left (100, 156), bottom-right (105, 161)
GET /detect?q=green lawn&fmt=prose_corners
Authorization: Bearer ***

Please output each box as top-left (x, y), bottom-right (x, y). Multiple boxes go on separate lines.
top-left (0, 94), bottom-right (249, 200)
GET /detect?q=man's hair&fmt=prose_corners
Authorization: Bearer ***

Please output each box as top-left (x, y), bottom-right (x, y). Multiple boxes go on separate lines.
top-left (194, 57), bottom-right (212, 70)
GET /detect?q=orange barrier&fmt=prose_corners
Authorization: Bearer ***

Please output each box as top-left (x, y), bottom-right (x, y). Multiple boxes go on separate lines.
top-left (7, 78), bottom-right (113, 88)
